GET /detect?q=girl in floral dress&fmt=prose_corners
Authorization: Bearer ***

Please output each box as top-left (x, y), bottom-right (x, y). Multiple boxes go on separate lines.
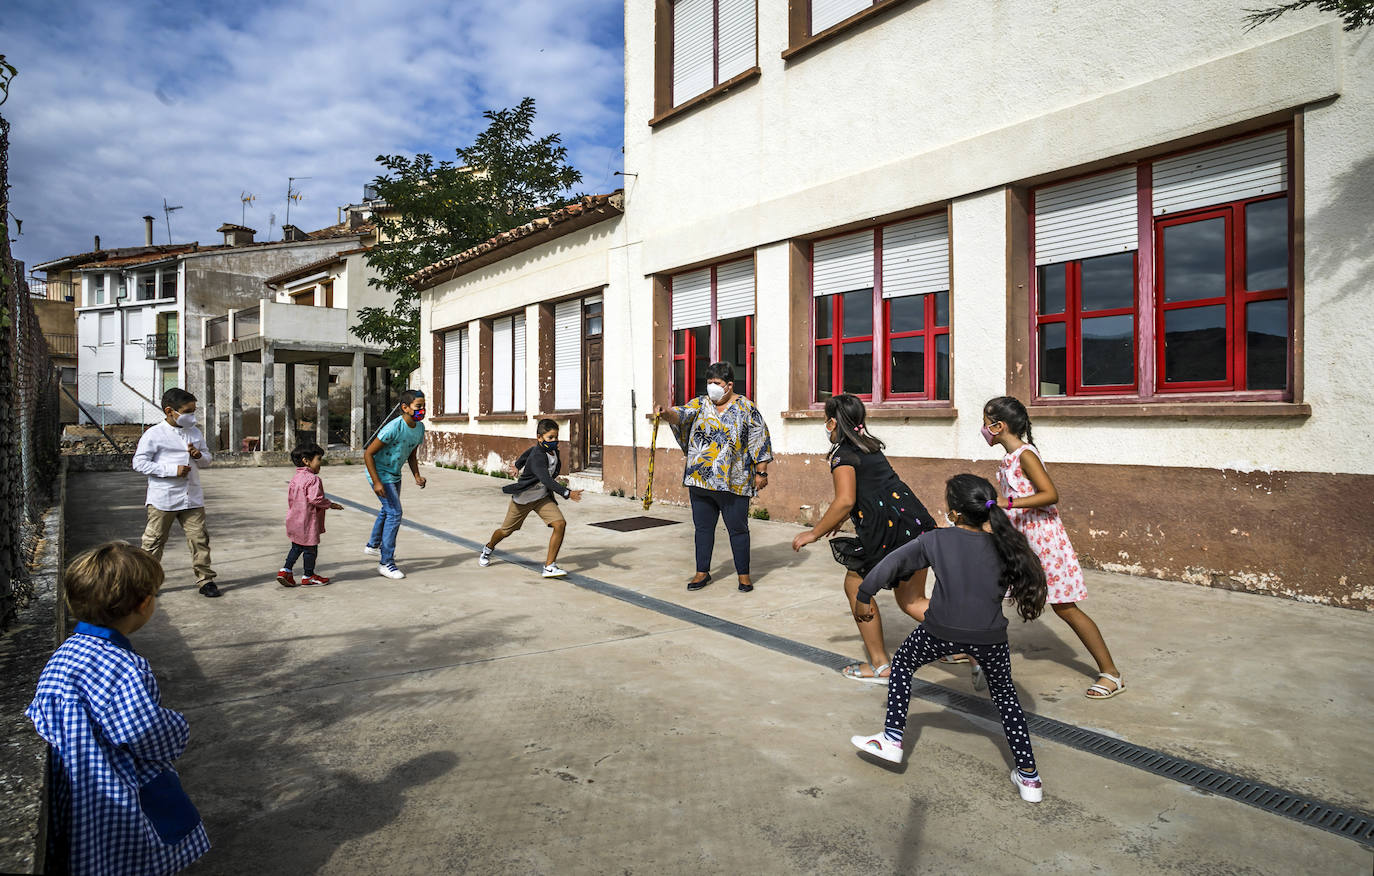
top-left (981, 396), bottom-right (1123, 699)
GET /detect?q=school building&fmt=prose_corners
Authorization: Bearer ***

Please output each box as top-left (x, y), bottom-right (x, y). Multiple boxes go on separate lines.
top-left (415, 1), bottom-right (1374, 609)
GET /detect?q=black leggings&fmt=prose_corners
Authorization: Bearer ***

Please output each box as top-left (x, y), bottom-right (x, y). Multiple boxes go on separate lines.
top-left (885, 626), bottom-right (1036, 774)
top-left (283, 542), bottom-right (318, 576)
top-left (688, 486), bottom-right (751, 574)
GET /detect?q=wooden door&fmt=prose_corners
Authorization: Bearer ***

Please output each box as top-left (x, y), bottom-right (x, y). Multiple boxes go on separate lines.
top-left (582, 298), bottom-right (604, 470)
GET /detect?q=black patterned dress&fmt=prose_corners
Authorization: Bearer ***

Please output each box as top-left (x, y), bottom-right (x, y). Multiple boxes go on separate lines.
top-left (827, 444), bottom-right (937, 576)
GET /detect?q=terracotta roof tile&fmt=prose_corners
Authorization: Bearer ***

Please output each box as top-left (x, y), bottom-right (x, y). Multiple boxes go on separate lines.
top-left (216, 223), bottom-right (257, 233)
top-left (77, 245), bottom-right (201, 269)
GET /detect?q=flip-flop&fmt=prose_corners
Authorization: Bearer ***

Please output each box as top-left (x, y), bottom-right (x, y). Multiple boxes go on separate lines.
top-left (938, 654), bottom-right (970, 665)
top-left (1086, 672), bottom-right (1125, 699)
top-left (842, 662), bottom-right (891, 685)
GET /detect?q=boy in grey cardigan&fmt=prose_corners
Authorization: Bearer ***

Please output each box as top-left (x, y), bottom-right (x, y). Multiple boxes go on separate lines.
top-left (479, 419), bottom-right (583, 577)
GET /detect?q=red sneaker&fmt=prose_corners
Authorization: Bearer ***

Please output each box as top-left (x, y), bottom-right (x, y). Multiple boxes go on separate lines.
top-left (301, 574), bottom-right (331, 587)
top-left (277, 570), bottom-right (298, 587)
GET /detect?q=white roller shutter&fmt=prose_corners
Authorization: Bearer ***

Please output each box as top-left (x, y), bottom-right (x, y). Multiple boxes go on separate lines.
top-left (1152, 130), bottom-right (1288, 216)
top-left (443, 328), bottom-right (464, 413)
top-left (554, 300), bottom-right (582, 411)
top-left (672, 268), bottom-right (712, 329)
top-left (492, 316), bottom-right (513, 412)
top-left (717, 0), bottom-right (756, 81)
top-left (882, 215), bottom-right (948, 298)
top-left (812, 0), bottom-right (872, 34)
top-left (458, 327), bottom-right (470, 414)
top-left (812, 231), bottom-right (873, 297)
top-left (714, 259), bottom-right (755, 319)
top-left (1034, 168), bottom-right (1139, 266)
top-left (673, 0), bottom-right (713, 105)
top-left (512, 314), bottom-right (526, 412)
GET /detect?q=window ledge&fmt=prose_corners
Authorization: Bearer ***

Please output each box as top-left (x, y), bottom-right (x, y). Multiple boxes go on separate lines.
top-left (537, 410), bottom-right (583, 418)
top-left (782, 406), bottom-right (956, 420)
top-left (649, 67), bottom-right (761, 128)
top-left (1029, 401), bottom-right (1311, 418)
top-left (782, 0), bottom-right (917, 63)
top-left (430, 415), bottom-right (469, 424)
top-left (475, 413), bottom-right (529, 423)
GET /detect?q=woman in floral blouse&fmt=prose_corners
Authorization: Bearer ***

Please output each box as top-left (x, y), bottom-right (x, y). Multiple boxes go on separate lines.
top-left (656, 362), bottom-right (774, 592)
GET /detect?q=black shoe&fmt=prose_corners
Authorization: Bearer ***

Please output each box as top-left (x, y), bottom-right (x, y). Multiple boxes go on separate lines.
top-left (198, 582), bottom-right (222, 598)
top-left (687, 573), bottom-right (712, 591)
top-left (738, 582), bottom-right (754, 593)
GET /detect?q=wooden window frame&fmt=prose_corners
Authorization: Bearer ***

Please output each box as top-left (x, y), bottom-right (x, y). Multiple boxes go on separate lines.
top-left (784, 0), bottom-right (916, 62)
top-left (652, 0), bottom-right (760, 126)
top-left (668, 260), bottom-right (756, 403)
top-left (485, 311), bottom-right (526, 415)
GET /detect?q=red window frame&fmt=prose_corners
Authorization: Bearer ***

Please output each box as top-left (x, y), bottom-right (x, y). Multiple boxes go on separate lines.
top-left (882, 292), bottom-right (950, 401)
top-left (814, 289), bottom-right (875, 401)
top-left (669, 262), bottom-right (756, 403)
top-left (1034, 254), bottom-right (1139, 397)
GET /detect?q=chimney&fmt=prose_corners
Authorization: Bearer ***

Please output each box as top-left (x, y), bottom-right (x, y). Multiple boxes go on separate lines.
top-left (143, 215), bottom-right (155, 246)
top-left (94, 235), bottom-right (101, 251)
top-left (280, 224), bottom-right (310, 242)
top-left (216, 223), bottom-right (257, 247)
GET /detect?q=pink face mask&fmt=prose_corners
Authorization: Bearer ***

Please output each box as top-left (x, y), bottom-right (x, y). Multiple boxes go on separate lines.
top-left (980, 424), bottom-right (997, 446)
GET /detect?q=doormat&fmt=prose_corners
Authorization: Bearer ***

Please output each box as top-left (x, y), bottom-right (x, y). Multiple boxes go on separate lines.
top-left (589, 516), bottom-right (680, 532)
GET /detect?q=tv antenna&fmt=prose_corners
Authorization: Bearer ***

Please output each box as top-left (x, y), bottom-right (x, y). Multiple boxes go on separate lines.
top-left (285, 176), bottom-right (311, 231)
top-left (161, 198), bottom-right (183, 244)
top-left (240, 191), bottom-right (257, 226)
top-left (267, 212), bottom-right (277, 241)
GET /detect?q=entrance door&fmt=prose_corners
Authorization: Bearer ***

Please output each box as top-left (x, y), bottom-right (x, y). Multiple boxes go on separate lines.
top-left (582, 297), bottom-right (604, 470)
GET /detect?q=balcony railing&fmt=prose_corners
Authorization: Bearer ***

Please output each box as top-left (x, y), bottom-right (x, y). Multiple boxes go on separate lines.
top-left (233, 306), bottom-right (260, 339)
top-left (145, 332), bottom-right (178, 359)
top-left (45, 333), bottom-right (77, 357)
top-left (205, 315), bottom-right (229, 346)
top-left (28, 277), bottom-right (77, 302)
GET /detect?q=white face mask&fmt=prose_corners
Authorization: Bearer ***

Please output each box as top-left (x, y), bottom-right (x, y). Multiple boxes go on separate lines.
top-left (706, 383), bottom-right (727, 403)
top-left (175, 412), bottom-right (196, 429)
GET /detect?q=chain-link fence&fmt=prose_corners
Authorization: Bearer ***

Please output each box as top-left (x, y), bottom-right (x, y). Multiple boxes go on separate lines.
top-left (1, 113), bottom-right (63, 630)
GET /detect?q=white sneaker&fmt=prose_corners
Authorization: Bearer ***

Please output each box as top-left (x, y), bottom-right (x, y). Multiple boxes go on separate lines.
top-left (1011, 768), bottom-right (1043, 803)
top-left (478, 547), bottom-right (493, 567)
top-left (542, 563), bottom-right (568, 578)
top-left (377, 563), bottom-right (405, 580)
top-left (851, 732), bottom-right (903, 764)
top-left (363, 544), bottom-right (381, 556)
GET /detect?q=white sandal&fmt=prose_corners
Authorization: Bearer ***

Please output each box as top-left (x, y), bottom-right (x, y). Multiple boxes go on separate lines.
top-left (1086, 672), bottom-right (1125, 699)
top-left (842, 662), bottom-right (891, 685)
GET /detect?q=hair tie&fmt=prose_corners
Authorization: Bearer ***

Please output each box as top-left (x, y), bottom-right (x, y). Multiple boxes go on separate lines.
top-left (984, 499), bottom-right (996, 509)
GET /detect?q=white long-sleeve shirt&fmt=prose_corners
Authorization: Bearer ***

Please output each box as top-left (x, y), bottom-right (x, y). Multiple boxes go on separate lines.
top-left (132, 421), bottom-right (213, 511)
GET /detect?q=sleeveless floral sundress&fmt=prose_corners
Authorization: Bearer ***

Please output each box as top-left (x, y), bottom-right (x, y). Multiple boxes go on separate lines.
top-left (998, 444), bottom-right (1086, 604)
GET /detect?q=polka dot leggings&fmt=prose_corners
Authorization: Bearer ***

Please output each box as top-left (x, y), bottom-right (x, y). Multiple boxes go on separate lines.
top-left (884, 627), bottom-right (1037, 774)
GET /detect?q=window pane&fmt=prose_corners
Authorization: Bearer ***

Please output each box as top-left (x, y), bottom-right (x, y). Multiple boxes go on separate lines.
top-left (719, 317), bottom-right (749, 394)
top-left (1080, 252), bottom-right (1134, 312)
top-left (1164, 305), bottom-right (1227, 383)
top-left (586, 316), bottom-right (603, 336)
top-left (1081, 314), bottom-right (1134, 386)
top-left (1246, 299), bottom-right (1288, 390)
top-left (1246, 198), bottom-right (1288, 291)
top-left (1037, 265), bottom-right (1066, 315)
top-left (934, 291), bottom-right (949, 328)
top-left (1038, 323), bottom-right (1066, 396)
top-left (814, 295), bottom-right (832, 339)
top-left (815, 346), bottom-right (833, 401)
top-left (692, 325), bottom-right (710, 398)
top-left (935, 335), bottom-right (950, 400)
top-left (842, 341), bottom-right (872, 395)
top-left (1162, 217), bottom-right (1227, 302)
top-left (673, 359), bottom-right (686, 406)
top-left (889, 335), bottom-right (924, 395)
top-left (842, 289), bottom-right (872, 338)
top-left (888, 296), bottom-right (923, 333)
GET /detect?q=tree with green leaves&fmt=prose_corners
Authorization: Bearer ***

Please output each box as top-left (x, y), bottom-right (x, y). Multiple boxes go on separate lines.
top-left (355, 98), bottom-right (582, 380)
top-left (1244, 0), bottom-right (1374, 30)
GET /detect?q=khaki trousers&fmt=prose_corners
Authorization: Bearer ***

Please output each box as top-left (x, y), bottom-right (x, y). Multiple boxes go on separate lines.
top-left (142, 505), bottom-right (216, 585)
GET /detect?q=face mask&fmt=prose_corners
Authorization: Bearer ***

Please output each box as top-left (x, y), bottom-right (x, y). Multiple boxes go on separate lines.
top-left (541, 440), bottom-right (558, 452)
top-left (706, 383), bottom-right (727, 403)
top-left (980, 424), bottom-right (997, 446)
top-left (826, 420), bottom-right (840, 445)
top-left (411, 408), bottom-right (426, 421)
top-left (175, 412), bottom-right (196, 429)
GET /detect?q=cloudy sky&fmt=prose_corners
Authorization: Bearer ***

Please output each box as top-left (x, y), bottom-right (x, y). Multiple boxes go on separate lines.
top-left (3, 0), bottom-right (624, 271)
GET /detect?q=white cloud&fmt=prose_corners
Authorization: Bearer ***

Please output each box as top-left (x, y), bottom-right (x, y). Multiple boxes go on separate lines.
top-left (5, 0), bottom-right (624, 269)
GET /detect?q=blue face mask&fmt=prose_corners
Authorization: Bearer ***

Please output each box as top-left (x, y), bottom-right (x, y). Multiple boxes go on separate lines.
top-left (540, 440), bottom-right (558, 452)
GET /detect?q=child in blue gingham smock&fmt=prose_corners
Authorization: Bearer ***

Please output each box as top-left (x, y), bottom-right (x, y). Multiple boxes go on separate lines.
top-left (26, 542), bottom-right (210, 875)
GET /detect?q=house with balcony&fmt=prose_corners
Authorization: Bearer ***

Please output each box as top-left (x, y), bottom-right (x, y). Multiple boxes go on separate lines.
top-left (412, 1), bottom-right (1374, 609)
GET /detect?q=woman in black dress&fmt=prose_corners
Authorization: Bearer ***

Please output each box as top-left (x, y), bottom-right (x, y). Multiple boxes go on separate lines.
top-left (792, 394), bottom-right (937, 683)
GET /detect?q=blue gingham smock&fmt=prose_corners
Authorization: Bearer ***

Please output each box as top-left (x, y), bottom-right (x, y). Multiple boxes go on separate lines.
top-left (26, 623), bottom-right (210, 875)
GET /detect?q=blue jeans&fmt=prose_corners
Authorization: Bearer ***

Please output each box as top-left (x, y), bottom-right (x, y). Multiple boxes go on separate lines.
top-left (367, 481), bottom-right (403, 565)
top-left (282, 542), bottom-right (318, 576)
top-left (689, 486), bottom-right (751, 575)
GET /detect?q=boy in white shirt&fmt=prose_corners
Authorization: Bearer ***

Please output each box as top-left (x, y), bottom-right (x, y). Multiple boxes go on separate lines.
top-left (132, 388), bottom-right (220, 597)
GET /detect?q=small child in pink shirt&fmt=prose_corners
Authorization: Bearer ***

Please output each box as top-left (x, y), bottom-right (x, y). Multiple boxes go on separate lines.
top-left (278, 443), bottom-right (343, 587)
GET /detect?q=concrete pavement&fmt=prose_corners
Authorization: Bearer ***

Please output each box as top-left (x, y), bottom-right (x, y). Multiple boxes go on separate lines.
top-left (59, 464), bottom-right (1374, 874)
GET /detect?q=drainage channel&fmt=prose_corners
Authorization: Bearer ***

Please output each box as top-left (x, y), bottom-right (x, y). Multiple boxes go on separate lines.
top-left (332, 495), bottom-right (1374, 848)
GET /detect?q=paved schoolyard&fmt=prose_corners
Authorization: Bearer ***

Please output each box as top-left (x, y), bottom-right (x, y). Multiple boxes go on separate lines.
top-left (61, 465), bottom-right (1374, 874)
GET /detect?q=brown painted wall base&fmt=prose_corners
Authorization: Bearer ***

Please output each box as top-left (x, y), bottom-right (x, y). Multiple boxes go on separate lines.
top-left (425, 432), bottom-right (1373, 611)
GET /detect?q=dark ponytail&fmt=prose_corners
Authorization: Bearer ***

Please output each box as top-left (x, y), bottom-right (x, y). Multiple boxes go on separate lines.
top-left (945, 474), bottom-right (1046, 622)
top-left (983, 395), bottom-right (1035, 448)
top-left (824, 393), bottom-right (885, 455)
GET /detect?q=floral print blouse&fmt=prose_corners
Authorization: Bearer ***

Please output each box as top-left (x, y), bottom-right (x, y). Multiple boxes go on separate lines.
top-left (671, 395), bottom-right (774, 496)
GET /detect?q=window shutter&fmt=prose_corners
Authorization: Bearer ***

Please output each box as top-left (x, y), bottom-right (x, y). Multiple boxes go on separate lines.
top-left (444, 328), bottom-right (464, 413)
top-left (812, 231), bottom-right (873, 297)
top-left (1034, 168), bottom-right (1139, 266)
top-left (512, 314), bottom-right (526, 412)
top-left (714, 259), bottom-right (755, 319)
top-left (673, 0), bottom-right (714, 105)
top-left (1152, 130), bottom-right (1287, 216)
top-left (717, 0), bottom-right (756, 81)
top-left (672, 268), bottom-right (712, 328)
top-left (492, 316), bottom-right (513, 412)
top-left (459, 327), bottom-right (470, 414)
top-left (554, 300), bottom-right (582, 411)
top-left (811, 0), bottom-right (872, 34)
top-left (882, 215), bottom-right (948, 298)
